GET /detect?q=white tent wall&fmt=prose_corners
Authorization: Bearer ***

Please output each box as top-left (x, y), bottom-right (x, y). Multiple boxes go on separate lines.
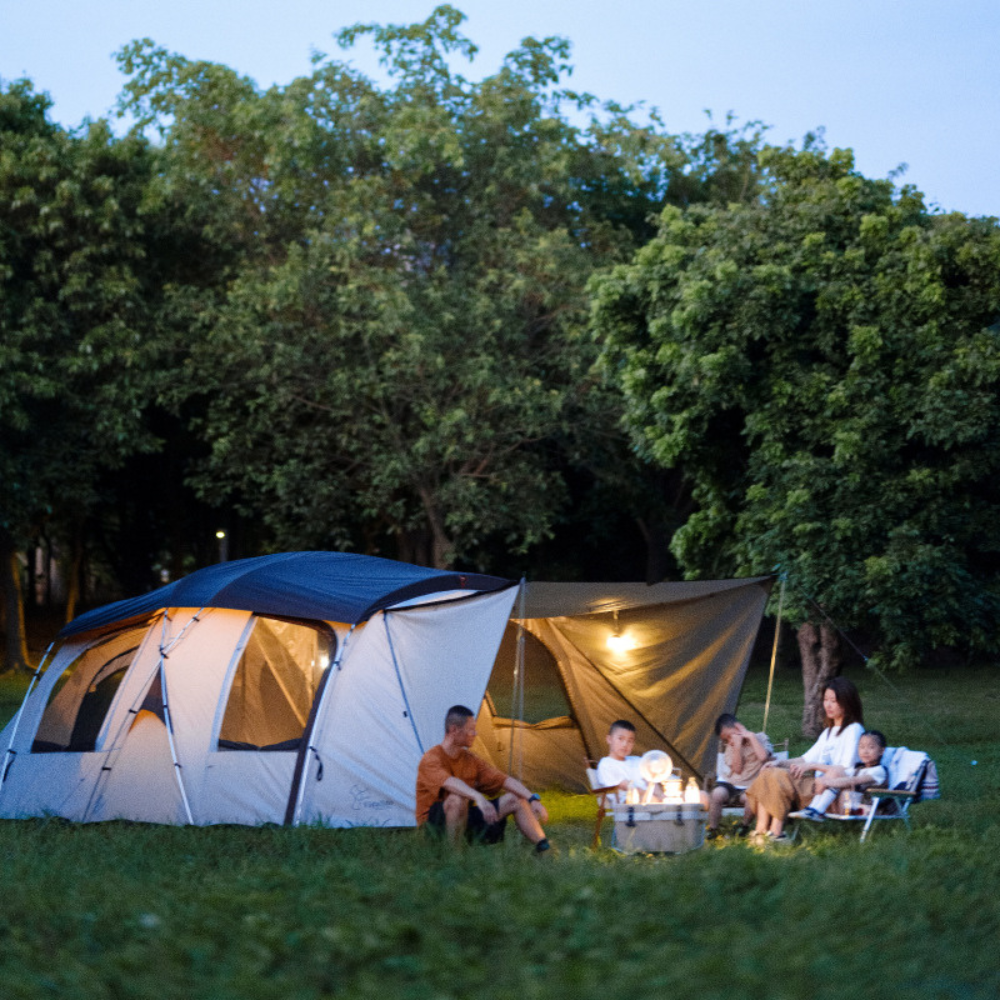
top-left (0, 624), bottom-right (158, 820)
top-left (88, 608), bottom-right (283, 825)
top-left (297, 588), bottom-right (517, 827)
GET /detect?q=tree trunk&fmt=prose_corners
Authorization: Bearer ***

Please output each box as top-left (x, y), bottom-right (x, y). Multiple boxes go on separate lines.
top-left (0, 530), bottom-right (31, 675)
top-left (636, 516), bottom-right (671, 584)
top-left (416, 486), bottom-right (454, 570)
top-left (64, 530), bottom-right (83, 625)
top-left (797, 620), bottom-right (842, 738)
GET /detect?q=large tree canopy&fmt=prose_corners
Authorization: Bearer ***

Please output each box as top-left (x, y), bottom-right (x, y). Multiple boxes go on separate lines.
top-left (0, 80), bottom-right (168, 666)
top-left (594, 144), bottom-right (1000, 691)
top-left (116, 5), bottom-right (762, 570)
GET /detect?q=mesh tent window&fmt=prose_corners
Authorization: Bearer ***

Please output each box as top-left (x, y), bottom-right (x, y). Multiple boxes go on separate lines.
top-left (32, 625), bottom-right (149, 753)
top-left (217, 617), bottom-right (334, 751)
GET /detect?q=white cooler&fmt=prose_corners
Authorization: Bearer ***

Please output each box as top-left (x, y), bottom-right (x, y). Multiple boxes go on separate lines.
top-left (612, 802), bottom-right (706, 854)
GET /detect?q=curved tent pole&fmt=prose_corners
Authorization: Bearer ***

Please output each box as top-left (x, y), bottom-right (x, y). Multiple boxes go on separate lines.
top-left (79, 611), bottom-right (194, 822)
top-left (383, 612), bottom-right (424, 755)
top-left (158, 613), bottom-right (195, 825)
top-left (287, 623), bottom-right (356, 827)
top-left (0, 641), bottom-right (54, 798)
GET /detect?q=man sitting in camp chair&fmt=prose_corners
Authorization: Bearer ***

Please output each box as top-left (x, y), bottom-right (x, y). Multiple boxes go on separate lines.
top-left (415, 705), bottom-right (552, 854)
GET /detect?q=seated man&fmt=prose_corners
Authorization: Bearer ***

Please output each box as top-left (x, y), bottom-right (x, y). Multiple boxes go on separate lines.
top-left (708, 713), bottom-right (773, 837)
top-left (595, 719), bottom-right (647, 803)
top-left (415, 704), bottom-right (552, 853)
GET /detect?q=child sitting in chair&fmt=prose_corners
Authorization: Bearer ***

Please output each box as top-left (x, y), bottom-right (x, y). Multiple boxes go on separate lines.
top-left (595, 720), bottom-right (646, 803)
top-left (794, 729), bottom-right (888, 821)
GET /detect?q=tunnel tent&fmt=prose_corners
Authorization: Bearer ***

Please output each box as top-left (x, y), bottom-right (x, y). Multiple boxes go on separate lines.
top-left (0, 552), bottom-right (517, 827)
top-left (475, 576), bottom-right (773, 791)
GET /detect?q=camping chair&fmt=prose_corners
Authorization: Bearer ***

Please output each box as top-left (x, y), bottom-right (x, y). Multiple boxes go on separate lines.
top-left (792, 747), bottom-right (939, 843)
top-left (584, 760), bottom-right (623, 849)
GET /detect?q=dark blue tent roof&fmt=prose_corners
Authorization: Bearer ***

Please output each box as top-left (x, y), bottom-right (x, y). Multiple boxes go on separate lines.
top-left (60, 552), bottom-right (513, 637)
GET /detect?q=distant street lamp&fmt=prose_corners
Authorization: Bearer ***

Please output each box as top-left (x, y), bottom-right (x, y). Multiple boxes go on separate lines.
top-left (216, 530), bottom-right (228, 563)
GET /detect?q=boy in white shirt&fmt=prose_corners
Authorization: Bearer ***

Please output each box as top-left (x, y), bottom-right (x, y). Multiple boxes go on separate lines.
top-left (595, 720), bottom-right (646, 803)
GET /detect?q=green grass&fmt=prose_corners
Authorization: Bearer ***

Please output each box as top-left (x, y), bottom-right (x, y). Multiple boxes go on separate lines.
top-left (1, 663), bottom-right (998, 999)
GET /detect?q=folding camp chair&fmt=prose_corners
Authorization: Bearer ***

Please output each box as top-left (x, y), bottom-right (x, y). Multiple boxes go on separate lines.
top-left (585, 760), bottom-right (622, 849)
top-left (792, 747), bottom-right (939, 843)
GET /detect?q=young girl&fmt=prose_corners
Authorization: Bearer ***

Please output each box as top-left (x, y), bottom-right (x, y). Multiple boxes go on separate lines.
top-left (794, 729), bottom-right (888, 821)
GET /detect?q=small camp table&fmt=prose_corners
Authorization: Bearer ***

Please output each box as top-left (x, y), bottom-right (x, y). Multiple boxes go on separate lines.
top-left (612, 801), bottom-right (706, 854)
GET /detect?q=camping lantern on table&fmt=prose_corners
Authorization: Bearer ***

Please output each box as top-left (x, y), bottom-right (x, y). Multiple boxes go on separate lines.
top-left (612, 750), bottom-right (707, 854)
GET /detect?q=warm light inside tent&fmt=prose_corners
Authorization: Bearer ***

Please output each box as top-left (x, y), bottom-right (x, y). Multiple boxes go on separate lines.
top-left (606, 631), bottom-right (637, 653)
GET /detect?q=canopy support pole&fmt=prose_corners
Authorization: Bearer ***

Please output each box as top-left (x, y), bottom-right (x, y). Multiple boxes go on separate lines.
top-left (763, 576), bottom-right (786, 736)
top-left (507, 578), bottom-right (527, 779)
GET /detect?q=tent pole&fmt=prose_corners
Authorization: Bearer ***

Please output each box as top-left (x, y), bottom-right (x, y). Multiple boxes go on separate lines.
top-left (287, 624), bottom-right (355, 826)
top-left (383, 612), bottom-right (424, 753)
top-left (763, 577), bottom-right (786, 736)
top-left (158, 616), bottom-right (195, 824)
top-left (0, 641), bottom-right (54, 799)
top-left (507, 578), bottom-right (527, 779)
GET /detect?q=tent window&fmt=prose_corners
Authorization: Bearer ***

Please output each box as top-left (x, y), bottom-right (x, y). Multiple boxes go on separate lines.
top-left (32, 627), bottom-right (148, 753)
top-left (217, 617), bottom-right (333, 751)
top-left (487, 623), bottom-right (571, 724)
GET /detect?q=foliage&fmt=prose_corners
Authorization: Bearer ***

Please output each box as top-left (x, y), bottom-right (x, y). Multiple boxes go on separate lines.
top-left (593, 144), bottom-right (1000, 667)
top-left (0, 663), bottom-right (997, 998)
top-left (0, 80), bottom-right (165, 544)
top-left (112, 7), bottom-right (770, 570)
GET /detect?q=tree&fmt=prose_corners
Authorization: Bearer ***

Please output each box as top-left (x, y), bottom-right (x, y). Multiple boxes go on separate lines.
top-left (593, 144), bottom-right (1000, 733)
top-left (0, 80), bottom-right (166, 669)
top-left (118, 6), bottom-right (741, 570)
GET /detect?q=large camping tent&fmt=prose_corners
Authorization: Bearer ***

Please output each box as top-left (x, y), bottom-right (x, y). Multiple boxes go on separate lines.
top-left (476, 577), bottom-right (773, 791)
top-left (0, 555), bottom-right (772, 828)
top-left (0, 552), bottom-right (517, 827)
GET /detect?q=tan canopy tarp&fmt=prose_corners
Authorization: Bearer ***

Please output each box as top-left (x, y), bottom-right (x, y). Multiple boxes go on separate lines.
top-left (476, 577), bottom-right (773, 791)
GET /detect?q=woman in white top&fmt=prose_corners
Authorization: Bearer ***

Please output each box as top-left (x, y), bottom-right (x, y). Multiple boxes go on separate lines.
top-left (745, 677), bottom-right (865, 841)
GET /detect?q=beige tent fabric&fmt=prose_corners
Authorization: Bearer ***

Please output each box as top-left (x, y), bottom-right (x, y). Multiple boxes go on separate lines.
top-left (479, 577), bottom-right (772, 791)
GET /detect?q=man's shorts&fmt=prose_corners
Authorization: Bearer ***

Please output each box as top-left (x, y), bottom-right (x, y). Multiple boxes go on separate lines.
top-left (713, 781), bottom-right (747, 806)
top-left (426, 796), bottom-right (508, 844)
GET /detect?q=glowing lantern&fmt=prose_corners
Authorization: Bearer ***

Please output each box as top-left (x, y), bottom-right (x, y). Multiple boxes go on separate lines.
top-left (685, 778), bottom-right (702, 804)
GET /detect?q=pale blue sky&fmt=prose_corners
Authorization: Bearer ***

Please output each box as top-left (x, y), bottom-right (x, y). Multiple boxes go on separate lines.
top-left (1, 1), bottom-right (997, 217)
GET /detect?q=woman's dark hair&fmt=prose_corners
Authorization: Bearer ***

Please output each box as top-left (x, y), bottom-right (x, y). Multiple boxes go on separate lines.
top-left (823, 677), bottom-right (864, 730)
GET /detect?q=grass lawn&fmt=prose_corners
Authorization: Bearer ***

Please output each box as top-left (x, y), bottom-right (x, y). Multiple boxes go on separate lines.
top-left (1, 660), bottom-right (998, 999)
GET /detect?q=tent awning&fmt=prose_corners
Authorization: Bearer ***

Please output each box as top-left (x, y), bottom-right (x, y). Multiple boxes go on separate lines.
top-left (515, 577), bottom-right (774, 618)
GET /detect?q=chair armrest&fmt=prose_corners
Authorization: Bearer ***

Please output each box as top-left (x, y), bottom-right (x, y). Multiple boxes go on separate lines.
top-left (868, 787), bottom-right (916, 800)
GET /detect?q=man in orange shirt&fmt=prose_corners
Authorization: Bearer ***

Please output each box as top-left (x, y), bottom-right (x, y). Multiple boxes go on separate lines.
top-left (416, 704), bottom-right (552, 853)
